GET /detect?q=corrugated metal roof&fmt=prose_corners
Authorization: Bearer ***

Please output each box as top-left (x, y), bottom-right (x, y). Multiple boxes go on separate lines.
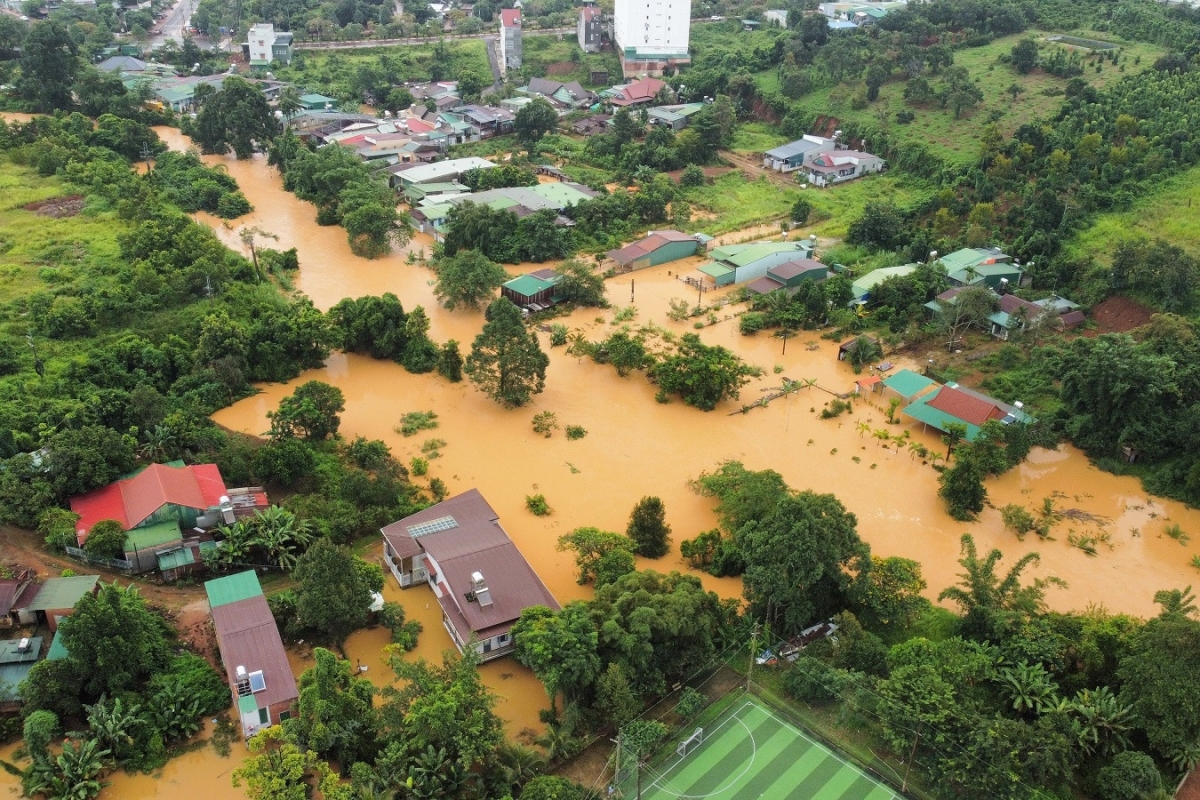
top-left (26, 576), bottom-right (99, 612)
top-left (0, 637), bottom-right (42, 665)
top-left (710, 241), bottom-right (809, 268)
top-left (70, 463), bottom-right (227, 536)
top-left (903, 391), bottom-right (983, 441)
top-left (698, 262), bottom-right (734, 278)
top-left (881, 369), bottom-right (937, 399)
top-left (205, 571), bottom-right (264, 609)
top-left (503, 273), bottom-right (556, 298)
top-left (768, 259), bottom-right (826, 280)
top-left (126, 520), bottom-right (183, 552)
top-left (157, 548), bottom-right (196, 571)
top-left (925, 386), bottom-right (1007, 427)
top-left (211, 595), bottom-right (297, 711)
top-left (746, 276), bottom-right (785, 295)
top-left (46, 632), bottom-right (69, 661)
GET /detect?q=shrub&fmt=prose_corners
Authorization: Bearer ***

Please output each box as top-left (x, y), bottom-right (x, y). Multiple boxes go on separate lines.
top-left (421, 438), bottom-right (447, 458)
top-left (679, 165), bottom-right (705, 187)
top-left (549, 324), bottom-right (569, 346)
top-left (739, 312), bottom-right (767, 334)
top-left (819, 399), bottom-right (853, 419)
top-left (1000, 504), bottom-right (1036, 538)
top-left (215, 191), bottom-right (252, 218)
top-left (410, 457), bottom-right (429, 476)
top-left (83, 519), bottom-right (127, 558)
top-left (526, 494), bottom-right (551, 516)
top-left (566, 425), bottom-right (587, 440)
top-left (675, 686), bottom-right (707, 719)
top-left (532, 411), bottom-right (559, 438)
top-left (397, 410), bottom-right (439, 437)
top-left (377, 601), bottom-right (422, 651)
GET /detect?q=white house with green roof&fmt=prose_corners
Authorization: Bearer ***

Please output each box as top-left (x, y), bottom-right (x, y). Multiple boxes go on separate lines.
top-left (938, 247), bottom-right (1026, 289)
top-left (697, 241), bottom-right (816, 287)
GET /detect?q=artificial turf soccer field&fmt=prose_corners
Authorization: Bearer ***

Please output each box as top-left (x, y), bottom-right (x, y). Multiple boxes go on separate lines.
top-left (630, 697), bottom-right (903, 800)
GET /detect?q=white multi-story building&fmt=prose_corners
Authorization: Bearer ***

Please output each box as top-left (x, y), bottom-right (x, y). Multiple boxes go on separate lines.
top-left (245, 23), bottom-right (293, 66)
top-left (498, 8), bottom-right (522, 72)
top-left (613, 0), bottom-right (691, 77)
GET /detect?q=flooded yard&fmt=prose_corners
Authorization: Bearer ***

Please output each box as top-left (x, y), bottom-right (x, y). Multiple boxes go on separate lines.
top-left (4, 120), bottom-right (1199, 798)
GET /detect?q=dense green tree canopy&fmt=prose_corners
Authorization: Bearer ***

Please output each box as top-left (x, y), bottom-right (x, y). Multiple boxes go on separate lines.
top-left (192, 77), bottom-right (278, 159)
top-left (433, 249), bottom-right (509, 311)
top-left (292, 538), bottom-right (382, 647)
top-left (465, 298), bottom-right (549, 407)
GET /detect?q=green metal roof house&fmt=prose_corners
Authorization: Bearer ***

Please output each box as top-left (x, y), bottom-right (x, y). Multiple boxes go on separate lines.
top-left (25, 576), bottom-right (100, 632)
top-left (938, 247), bottom-right (1025, 289)
top-left (0, 637), bottom-right (42, 708)
top-left (205, 570), bottom-right (264, 608)
top-left (881, 368), bottom-right (938, 401)
top-left (502, 269), bottom-right (562, 309)
top-left (699, 241), bottom-right (817, 287)
top-left (606, 230), bottom-right (700, 271)
top-left (299, 94), bottom-right (337, 111)
top-left (850, 264), bottom-right (918, 302)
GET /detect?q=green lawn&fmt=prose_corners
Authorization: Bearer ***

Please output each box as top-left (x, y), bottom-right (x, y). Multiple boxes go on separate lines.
top-left (0, 163), bottom-right (124, 307)
top-left (730, 121), bottom-right (791, 154)
top-left (275, 41), bottom-right (492, 98)
top-left (775, 30), bottom-right (1165, 165)
top-left (520, 36), bottom-right (622, 88)
top-left (1066, 163), bottom-right (1200, 260)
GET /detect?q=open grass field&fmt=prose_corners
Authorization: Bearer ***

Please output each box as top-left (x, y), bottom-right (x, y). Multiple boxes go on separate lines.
top-left (730, 121), bottom-right (791, 154)
top-left (681, 170), bottom-right (935, 238)
top-left (1065, 163), bottom-right (1200, 260)
top-left (776, 30), bottom-right (1166, 165)
top-left (625, 695), bottom-right (903, 800)
top-left (520, 36), bottom-right (622, 88)
top-left (0, 163), bottom-right (123, 307)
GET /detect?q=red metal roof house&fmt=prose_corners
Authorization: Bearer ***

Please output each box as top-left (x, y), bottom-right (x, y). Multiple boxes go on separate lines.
top-left (381, 490), bottom-right (560, 662)
top-left (70, 463), bottom-right (228, 542)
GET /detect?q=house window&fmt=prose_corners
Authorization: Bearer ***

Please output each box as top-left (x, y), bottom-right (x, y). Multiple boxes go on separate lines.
top-left (258, 707), bottom-right (270, 725)
top-left (497, 632), bottom-right (511, 644)
top-left (482, 639), bottom-right (493, 652)
top-left (279, 710), bottom-right (291, 722)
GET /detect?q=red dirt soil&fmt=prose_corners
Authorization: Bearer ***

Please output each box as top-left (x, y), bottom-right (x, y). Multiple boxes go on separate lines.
top-left (1177, 769), bottom-right (1199, 800)
top-left (23, 195), bottom-right (85, 218)
top-left (1088, 295), bottom-right (1154, 335)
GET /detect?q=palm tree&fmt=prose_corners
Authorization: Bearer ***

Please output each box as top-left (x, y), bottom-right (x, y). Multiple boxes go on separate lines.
top-left (534, 718), bottom-right (581, 764)
top-left (496, 742), bottom-right (545, 795)
top-left (996, 661), bottom-right (1060, 716)
top-left (938, 534), bottom-right (1066, 637)
top-left (1153, 585), bottom-right (1197, 618)
top-left (277, 86), bottom-right (303, 119)
top-left (872, 428), bottom-right (892, 447)
top-left (856, 421), bottom-right (871, 439)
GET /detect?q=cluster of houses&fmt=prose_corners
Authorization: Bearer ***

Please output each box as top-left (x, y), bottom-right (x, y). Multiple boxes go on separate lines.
top-left (855, 366), bottom-right (1035, 442)
top-left (763, 134), bottom-right (886, 186)
top-left (0, 572), bottom-right (101, 709)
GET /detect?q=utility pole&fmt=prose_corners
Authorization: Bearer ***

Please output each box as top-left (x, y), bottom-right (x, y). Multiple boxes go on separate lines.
top-left (747, 622), bottom-right (760, 691)
top-left (630, 278), bottom-right (635, 303)
top-left (902, 722), bottom-right (921, 792)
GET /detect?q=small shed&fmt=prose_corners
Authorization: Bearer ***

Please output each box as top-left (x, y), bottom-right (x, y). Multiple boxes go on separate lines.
top-left (501, 270), bottom-right (561, 309)
top-left (25, 576), bottom-right (100, 632)
top-left (837, 335), bottom-right (879, 361)
top-left (299, 94), bottom-right (337, 111)
top-left (0, 637), bottom-right (42, 709)
top-left (855, 375), bottom-right (882, 395)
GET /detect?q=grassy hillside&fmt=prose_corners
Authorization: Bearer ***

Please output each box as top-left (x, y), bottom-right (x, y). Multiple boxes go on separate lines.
top-left (680, 171), bottom-right (934, 237)
top-left (1065, 163), bottom-right (1200, 261)
top-left (772, 30), bottom-right (1165, 164)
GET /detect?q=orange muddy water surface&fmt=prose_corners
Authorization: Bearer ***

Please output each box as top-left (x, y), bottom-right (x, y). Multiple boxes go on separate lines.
top-left (4, 120), bottom-right (1200, 798)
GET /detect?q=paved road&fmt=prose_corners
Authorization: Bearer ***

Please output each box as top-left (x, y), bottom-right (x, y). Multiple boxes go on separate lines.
top-left (294, 26), bottom-right (575, 50)
top-left (148, 0), bottom-right (197, 48)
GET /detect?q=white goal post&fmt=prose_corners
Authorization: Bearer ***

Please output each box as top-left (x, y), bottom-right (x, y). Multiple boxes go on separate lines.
top-left (677, 727), bottom-right (705, 757)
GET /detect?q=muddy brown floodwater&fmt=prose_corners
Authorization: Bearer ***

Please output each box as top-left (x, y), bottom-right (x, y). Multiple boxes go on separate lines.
top-left (5, 119), bottom-right (1200, 798)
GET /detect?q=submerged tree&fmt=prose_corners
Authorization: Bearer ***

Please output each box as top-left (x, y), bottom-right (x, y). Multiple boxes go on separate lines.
top-left (626, 496), bottom-right (671, 558)
top-left (465, 297), bottom-right (550, 407)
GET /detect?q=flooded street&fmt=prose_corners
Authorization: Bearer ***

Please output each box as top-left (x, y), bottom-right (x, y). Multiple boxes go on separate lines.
top-left (4, 118), bottom-right (1200, 798)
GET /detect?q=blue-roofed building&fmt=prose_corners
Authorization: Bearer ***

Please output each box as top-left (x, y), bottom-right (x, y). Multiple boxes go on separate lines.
top-left (763, 135), bottom-right (839, 173)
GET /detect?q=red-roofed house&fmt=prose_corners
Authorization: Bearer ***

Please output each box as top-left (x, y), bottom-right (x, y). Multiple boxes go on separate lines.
top-left (381, 489), bottom-right (560, 662)
top-left (925, 386), bottom-right (1008, 428)
top-left (69, 463), bottom-right (269, 574)
top-left (608, 77), bottom-right (666, 107)
top-left (499, 8), bottom-right (522, 71)
top-left (71, 463), bottom-right (229, 541)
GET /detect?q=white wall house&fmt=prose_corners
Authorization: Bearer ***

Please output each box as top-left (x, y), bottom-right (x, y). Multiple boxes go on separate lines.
top-left (613, 0), bottom-right (692, 76)
top-left (499, 8), bottom-right (523, 72)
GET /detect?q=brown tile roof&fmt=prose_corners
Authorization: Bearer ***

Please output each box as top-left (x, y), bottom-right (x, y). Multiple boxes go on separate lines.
top-left (926, 386), bottom-right (1007, 427)
top-left (382, 490), bottom-right (560, 641)
top-left (606, 230), bottom-right (693, 265)
top-left (1059, 309), bottom-right (1086, 327)
top-left (768, 258), bottom-right (826, 281)
top-left (746, 276), bottom-right (785, 295)
top-left (997, 293), bottom-right (1042, 316)
top-left (8, 582), bottom-right (38, 615)
top-left (211, 595), bottom-right (297, 710)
